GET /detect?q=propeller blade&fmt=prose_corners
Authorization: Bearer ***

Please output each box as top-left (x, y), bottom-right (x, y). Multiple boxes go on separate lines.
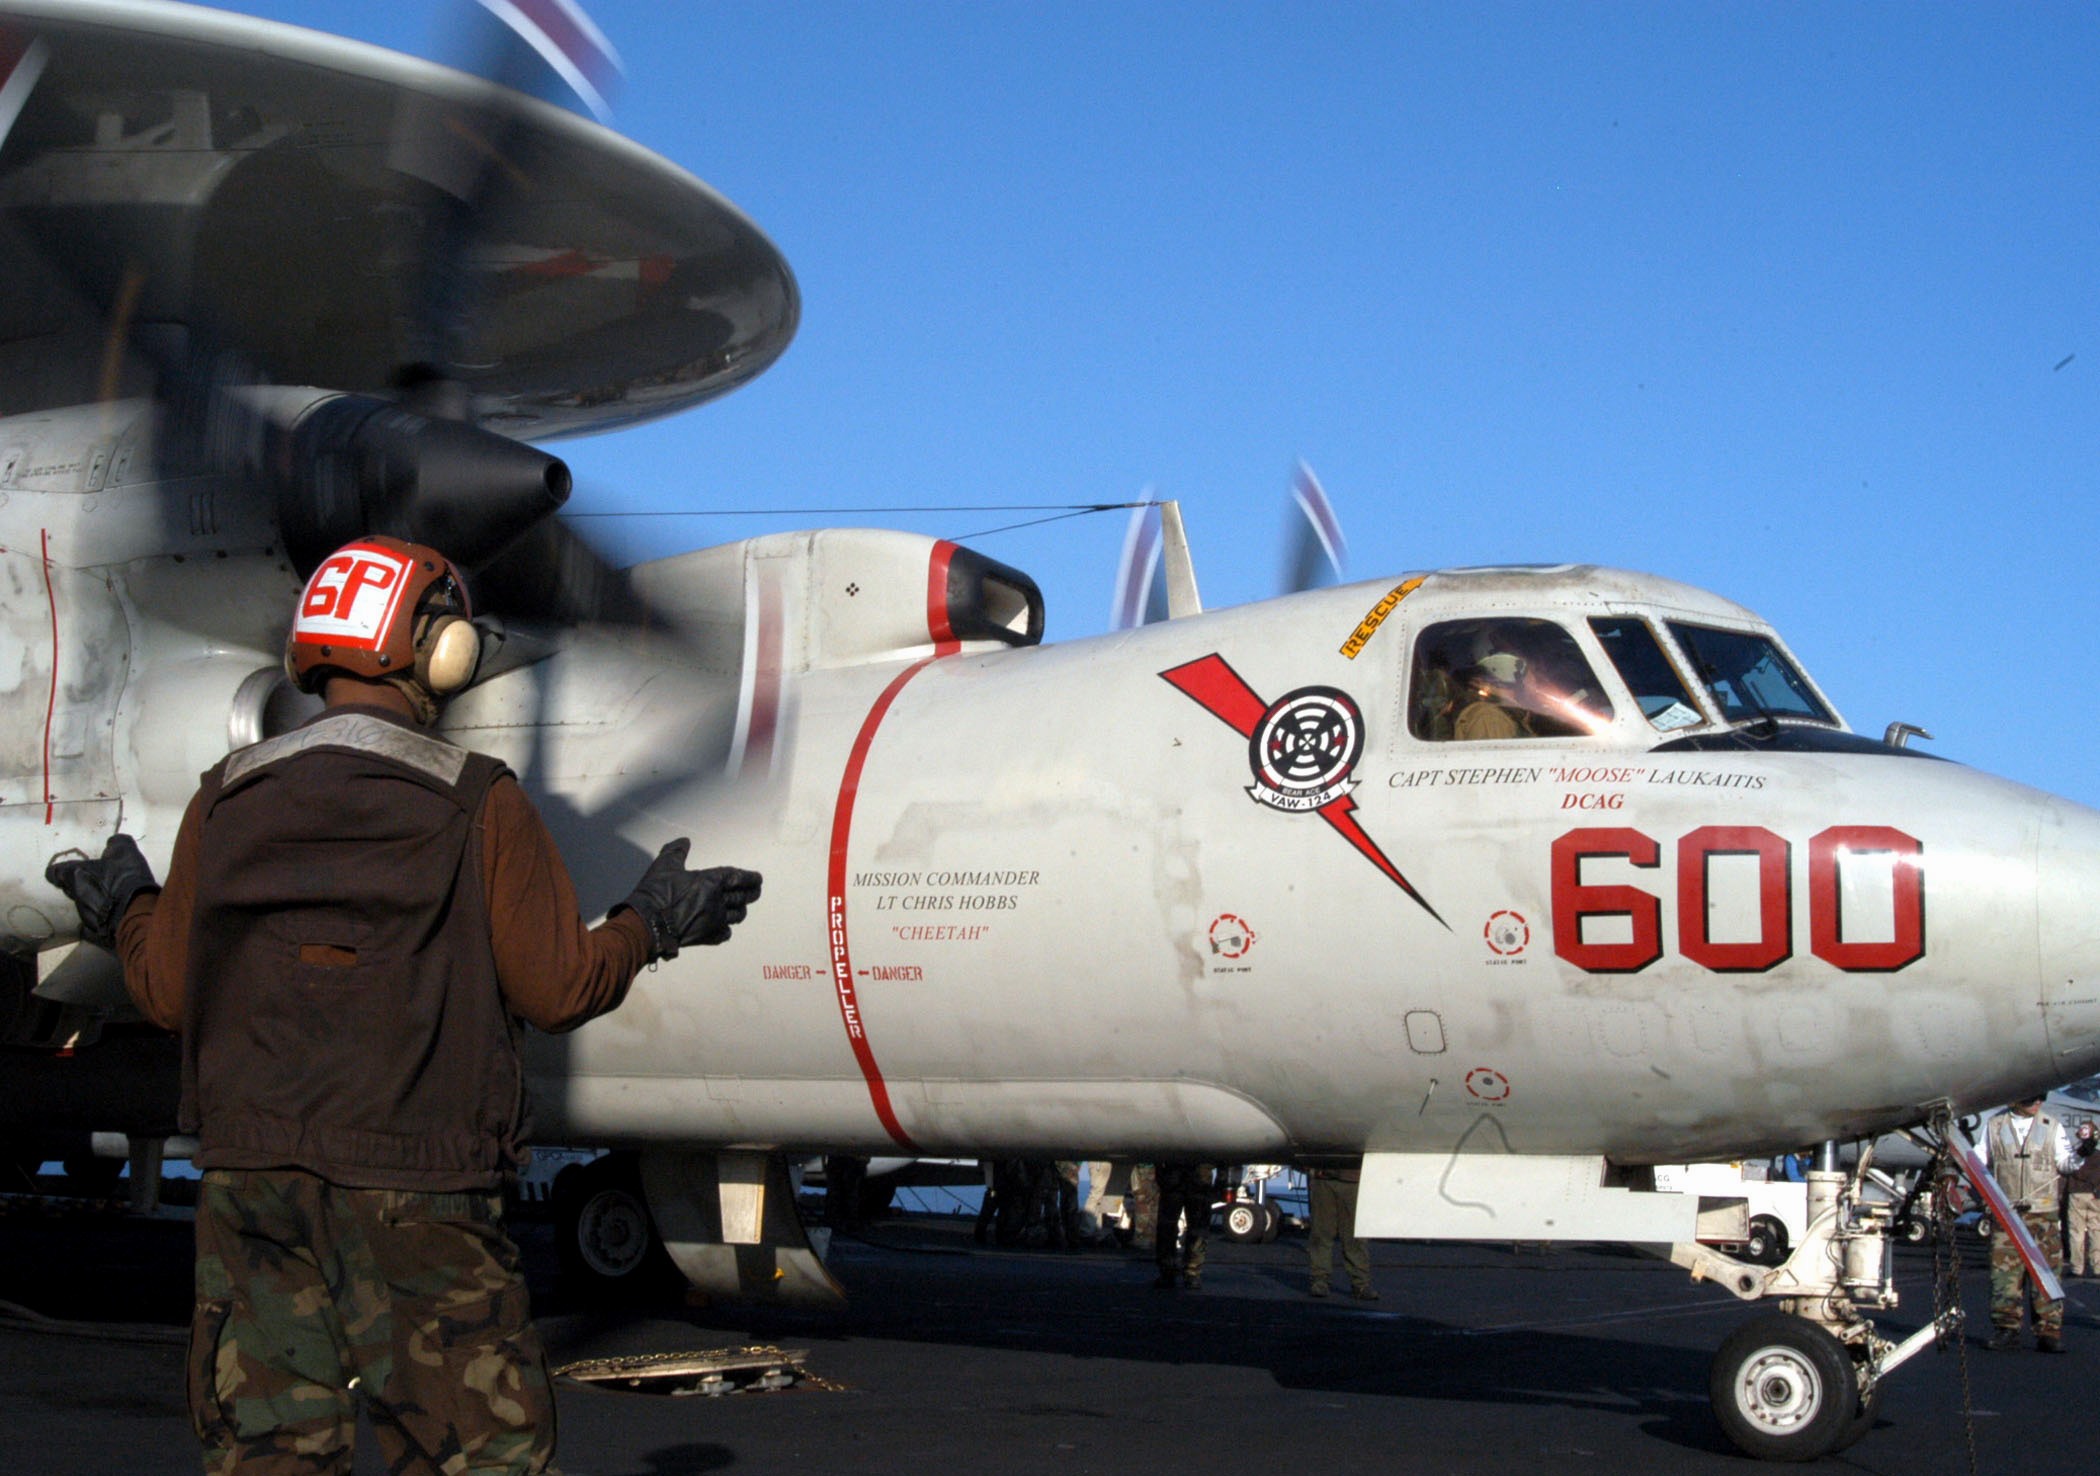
top-left (1110, 496), bottom-right (1166, 630)
top-left (0, 23), bottom-right (47, 151)
top-left (1282, 460), bottom-right (1347, 593)
top-left (471, 512), bottom-right (658, 628)
top-left (1, 1), bottom-right (757, 654)
top-left (388, 0), bottom-right (623, 389)
top-left (470, 0), bottom-right (623, 124)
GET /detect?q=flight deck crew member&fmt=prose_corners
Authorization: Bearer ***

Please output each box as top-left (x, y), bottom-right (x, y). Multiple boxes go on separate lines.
top-left (1153, 1161), bottom-right (1217, 1289)
top-left (1984, 1095), bottom-right (2077, 1352)
top-left (47, 536), bottom-right (763, 1474)
top-left (2065, 1121), bottom-right (2100, 1277)
top-left (1306, 1164), bottom-right (1378, 1301)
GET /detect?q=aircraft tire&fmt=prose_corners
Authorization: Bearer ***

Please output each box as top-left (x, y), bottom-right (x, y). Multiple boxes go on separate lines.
top-left (1830, 1348), bottom-right (1883, 1453)
top-left (1709, 1313), bottom-right (1853, 1462)
top-left (552, 1154), bottom-right (677, 1297)
top-left (1745, 1214), bottom-right (1790, 1268)
top-left (1222, 1201), bottom-right (1264, 1243)
top-left (1258, 1202), bottom-right (1284, 1243)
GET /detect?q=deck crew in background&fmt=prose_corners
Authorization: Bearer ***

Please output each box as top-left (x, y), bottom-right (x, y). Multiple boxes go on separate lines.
top-left (1306, 1163), bottom-right (1378, 1301)
top-left (1984, 1095), bottom-right (2077, 1352)
top-left (1153, 1161), bottom-right (1217, 1290)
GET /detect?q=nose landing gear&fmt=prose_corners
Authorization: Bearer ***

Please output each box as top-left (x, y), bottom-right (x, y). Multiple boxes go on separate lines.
top-left (1674, 1130), bottom-right (1968, 1462)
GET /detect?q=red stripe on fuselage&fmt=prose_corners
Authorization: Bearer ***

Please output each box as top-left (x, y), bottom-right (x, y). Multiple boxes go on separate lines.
top-left (822, 541), bottom-right (969, 1150)
top-left (826, 660), bottom-right (930, 1152)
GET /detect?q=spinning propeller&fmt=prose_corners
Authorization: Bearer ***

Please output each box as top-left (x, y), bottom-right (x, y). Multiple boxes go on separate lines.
top-left (0, 0), bottom-right (796, 625)
top-left (1110, 461), bottom-right (1348, 631)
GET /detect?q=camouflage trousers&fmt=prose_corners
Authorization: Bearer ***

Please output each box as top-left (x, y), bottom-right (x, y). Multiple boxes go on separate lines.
top-left (1155, 1163), bottom-right (1215, 1278)
top-left (190, 1168), bottom-right (557, 1475)
top-left (1128, 1164), bottom-right (1159, 1250)
top-left (1988, 1206), bottom-right (2065, 1335)
top-left (2067, 1191), bottom-right (2100, 1276)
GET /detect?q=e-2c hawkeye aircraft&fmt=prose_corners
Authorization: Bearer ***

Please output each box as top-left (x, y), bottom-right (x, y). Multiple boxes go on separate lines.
top-left (0, 1), bottom-right (2095, 1463)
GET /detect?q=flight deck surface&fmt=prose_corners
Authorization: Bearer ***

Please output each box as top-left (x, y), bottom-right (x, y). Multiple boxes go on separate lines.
top-left (0, 1202), bottom-right (2089, 1475)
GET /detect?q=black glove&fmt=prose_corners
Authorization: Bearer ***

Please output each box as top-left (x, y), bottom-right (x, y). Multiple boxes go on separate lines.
top-left (45, 834), bottom-right (160, 949)
top-left (617, 838), bottom-right (763, 961)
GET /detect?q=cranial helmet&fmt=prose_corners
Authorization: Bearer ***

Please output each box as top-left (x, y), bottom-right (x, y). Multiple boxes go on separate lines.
top-left (284, 536), bottom-right (481, 705)
top-left (1476, 651), bottom-right (1527, 685)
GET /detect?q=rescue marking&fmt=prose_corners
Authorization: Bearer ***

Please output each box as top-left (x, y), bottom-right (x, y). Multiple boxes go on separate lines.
top-left (1162, 653), bottom-right (1446, 928)
top-left (1339, 576), bottom-right (1423, 660)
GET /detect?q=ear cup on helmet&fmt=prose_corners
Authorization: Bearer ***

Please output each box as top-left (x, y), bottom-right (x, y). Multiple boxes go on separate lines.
top-left (418, 616), bottom-right (481, 695)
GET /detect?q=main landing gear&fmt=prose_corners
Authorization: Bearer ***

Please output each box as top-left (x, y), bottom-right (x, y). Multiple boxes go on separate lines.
top-left (1672, 1132), bottom-right (1961, 1463)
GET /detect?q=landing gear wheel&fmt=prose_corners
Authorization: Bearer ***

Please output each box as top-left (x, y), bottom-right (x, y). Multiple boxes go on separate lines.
top-left (552, 1153), bottom-right (676, 1297)
top-left (1222, 1201), bottom-right (1264, 1243)
top-left (1898, 1216), bottom-right (1929, 1246)
top-left (1710, 1313), bottom-right (1854, 1462)
top-left (1744, 1214), bottom-right (1790, 1268)
top-left (1831, 1347), bottom-right (1882, 1453)
top-left (1258, 1201), bottom-right (1283, 1243)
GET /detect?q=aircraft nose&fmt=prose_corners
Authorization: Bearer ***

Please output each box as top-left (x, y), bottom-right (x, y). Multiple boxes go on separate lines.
top-left (2037, 794), bottom-right (2100, 1081)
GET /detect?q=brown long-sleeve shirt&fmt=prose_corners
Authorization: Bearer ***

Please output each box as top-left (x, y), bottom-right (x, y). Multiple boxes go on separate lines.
top-left (118, 766), bottom-right (651, 1035)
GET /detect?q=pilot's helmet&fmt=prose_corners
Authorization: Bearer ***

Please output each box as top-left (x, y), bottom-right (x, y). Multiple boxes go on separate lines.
top-left (1477, 651), bottom-right (1528, 686)
top-left (284, 536), bottom-right (481, 705)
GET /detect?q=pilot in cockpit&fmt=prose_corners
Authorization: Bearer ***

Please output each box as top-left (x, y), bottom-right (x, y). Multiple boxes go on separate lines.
top-left (1453, 652), bottom-right (1534, 741)
top-left (1419, 619), bottom-right (1614, 742)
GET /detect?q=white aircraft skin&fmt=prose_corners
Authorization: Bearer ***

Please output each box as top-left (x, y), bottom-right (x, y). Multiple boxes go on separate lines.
top-left (14, 463), bottom-right (2099, 1172)
top-left (464, 544), bottom-right (2100, 1168)
top-left (9, 479), bottom-right (2097, 1171)
top-left (7, 2), bottom-right (2100, 1458)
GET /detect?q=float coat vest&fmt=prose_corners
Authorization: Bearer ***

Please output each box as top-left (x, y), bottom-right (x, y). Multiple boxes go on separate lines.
top-left (178, 710), bottom-right (519, 1191)
top-left (1988, 1109), bottom-right (2066, 1214)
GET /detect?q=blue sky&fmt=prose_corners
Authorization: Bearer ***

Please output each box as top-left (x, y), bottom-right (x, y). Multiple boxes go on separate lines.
top-left (205, 2), bottom-right (2099, 807)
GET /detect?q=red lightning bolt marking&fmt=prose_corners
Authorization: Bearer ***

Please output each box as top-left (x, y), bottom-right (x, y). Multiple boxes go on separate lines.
top-left (1161, 654), bottom-right (1446, 929)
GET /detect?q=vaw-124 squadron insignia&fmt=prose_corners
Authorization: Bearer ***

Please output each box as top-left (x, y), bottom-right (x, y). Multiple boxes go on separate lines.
top-left (1161, 653), bottom-right (1445, 928)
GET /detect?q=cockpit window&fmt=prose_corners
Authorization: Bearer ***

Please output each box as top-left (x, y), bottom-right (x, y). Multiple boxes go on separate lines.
top-left (1666, 623), bottom-right (1835, 726)
top-left (1589, 617), bottom-right (1705, 733)
top-left (1410, 618), bottom-right (1613, 741)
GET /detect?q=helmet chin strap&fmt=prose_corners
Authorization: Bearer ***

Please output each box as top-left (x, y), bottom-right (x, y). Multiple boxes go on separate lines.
top-left (385, 674), bottom-right (443, 727)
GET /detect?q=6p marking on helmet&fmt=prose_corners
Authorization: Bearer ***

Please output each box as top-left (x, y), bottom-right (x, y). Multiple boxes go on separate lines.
top-left (286, 536), bottom-right (482, 702)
